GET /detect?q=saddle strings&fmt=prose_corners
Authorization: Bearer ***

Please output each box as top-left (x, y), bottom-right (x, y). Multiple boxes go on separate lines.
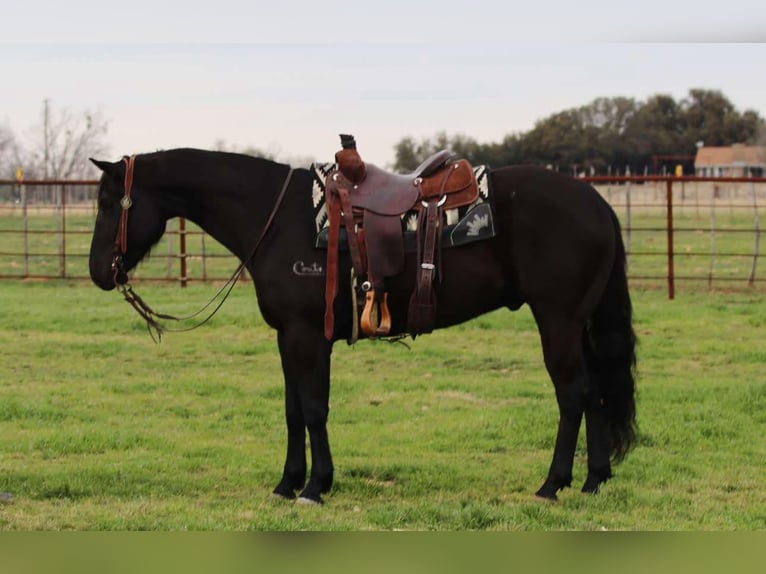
top-left (118, 166), bottom-right (294, 342)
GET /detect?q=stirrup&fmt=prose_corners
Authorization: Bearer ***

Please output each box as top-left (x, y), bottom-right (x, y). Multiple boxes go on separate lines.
top-left (361, 291), bottom-right (391, 337)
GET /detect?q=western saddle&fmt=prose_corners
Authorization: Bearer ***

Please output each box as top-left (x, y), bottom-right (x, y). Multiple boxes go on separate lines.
top-left (324, 134), bottom-right (479, 341)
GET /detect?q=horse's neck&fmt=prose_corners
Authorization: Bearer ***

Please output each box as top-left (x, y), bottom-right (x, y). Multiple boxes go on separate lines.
top-left (159, 155), bottom-right (286, 261)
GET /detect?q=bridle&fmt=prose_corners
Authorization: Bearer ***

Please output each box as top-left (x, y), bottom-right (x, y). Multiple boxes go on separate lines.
top-left (110, 154), bottom-right (293, 341)
top-left (111, 155), bottom-right (135, 285)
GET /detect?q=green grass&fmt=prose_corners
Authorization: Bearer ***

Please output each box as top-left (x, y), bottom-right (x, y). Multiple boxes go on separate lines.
top-left (1, 281), bottom-right (764, 530)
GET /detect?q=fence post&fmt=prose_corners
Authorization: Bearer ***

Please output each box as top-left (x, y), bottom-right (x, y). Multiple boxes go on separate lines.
top-left (708, 189), bottom-right (716, 289)
top-left (666, 179), bottom-right (675, 299)
top-left (16, 170), bottom-right (29, 277)
top-left (166, 222), bottom-right (174, 278)
top-left (749, 180), bottom-right (760, 286)
top-left (59, 184), bottom-right (67, 278)
top-left (179, 217), bottom-right (188, 288)
top-left (201, 231), bottom-right (207, 281)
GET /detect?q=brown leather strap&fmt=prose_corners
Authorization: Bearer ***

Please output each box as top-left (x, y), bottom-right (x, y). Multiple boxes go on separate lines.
top-left (115, 154), bottom-right (135, 256)
top-left (337, 186), bottom-right (365, 276)
top-left (112, 155), bottom-right (136, 286)
top-left (418, 200), bottom-right (440, 301)
top-left (325, 174), bottom-right (373, 340)
top-left (407, 199), bottom-right (440, 335)
top-left (324, 194), bottom-right (342, 340)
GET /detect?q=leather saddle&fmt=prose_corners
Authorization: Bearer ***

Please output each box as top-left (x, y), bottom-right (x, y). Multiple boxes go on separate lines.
top-left (324, 135), bottom-right (479, 340)
top-left (341, 149), bottom-right (454, 215)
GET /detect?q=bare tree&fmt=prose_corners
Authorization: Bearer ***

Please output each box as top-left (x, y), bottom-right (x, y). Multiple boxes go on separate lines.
top-left (0, 123), bottom-right (18, 179)
top-left (22, 99), bottom-right (110, 179)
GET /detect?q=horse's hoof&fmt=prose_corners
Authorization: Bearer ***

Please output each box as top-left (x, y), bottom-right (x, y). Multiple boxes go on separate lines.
top-left (534, 491), bottom-right (558, 502)
top-left (580, 481), bottom-right (601, 494)
top-left (272, 484), bottom-right (297, 500)
top-left (535, 480), bottom-right (563, 501)
top-left (271, 491), bottom-right (295, 502)
top-left (296, 496), bottom-right (323, 506)
top-left (0, 492), bottom-right (14, 504)
top-left (581, 469), bottom-right (611, 494)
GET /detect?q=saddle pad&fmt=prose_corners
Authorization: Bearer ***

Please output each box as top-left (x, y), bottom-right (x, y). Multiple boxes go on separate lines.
top-left (310, 162), bottom-right (495, 251)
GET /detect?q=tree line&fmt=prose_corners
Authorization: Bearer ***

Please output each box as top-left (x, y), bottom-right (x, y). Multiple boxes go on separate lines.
top-left (392, 89), bottom-right (766, 175)
top-left (3, 89), bottom-right (764, 183)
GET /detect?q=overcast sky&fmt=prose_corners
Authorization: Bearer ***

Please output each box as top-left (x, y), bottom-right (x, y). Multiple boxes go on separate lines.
top-left (2, 2), bottom-right (765, 167)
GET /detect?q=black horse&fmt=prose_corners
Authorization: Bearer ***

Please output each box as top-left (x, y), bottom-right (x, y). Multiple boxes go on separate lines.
top-left (88, 148), bottom-right (637, 503)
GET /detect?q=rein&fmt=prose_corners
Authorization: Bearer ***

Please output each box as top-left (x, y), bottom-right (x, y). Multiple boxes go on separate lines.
top-left (112, 155), bottom-right (293, 342)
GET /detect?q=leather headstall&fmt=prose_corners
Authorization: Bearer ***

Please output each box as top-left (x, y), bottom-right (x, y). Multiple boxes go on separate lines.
top-left (112, 154), bottom-right (136, 286)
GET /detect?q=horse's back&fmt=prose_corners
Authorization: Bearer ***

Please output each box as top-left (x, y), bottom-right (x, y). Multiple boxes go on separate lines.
top-left (491, 165), bottom-right (613, 220)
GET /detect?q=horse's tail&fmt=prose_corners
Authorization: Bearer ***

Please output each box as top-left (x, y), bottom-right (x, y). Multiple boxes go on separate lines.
top-left (584, 208), bottom-right (638, 462)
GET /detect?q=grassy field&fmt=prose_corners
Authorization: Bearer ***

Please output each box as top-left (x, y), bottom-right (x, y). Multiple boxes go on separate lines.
top-left (0, 281), bottom-right (764, 530)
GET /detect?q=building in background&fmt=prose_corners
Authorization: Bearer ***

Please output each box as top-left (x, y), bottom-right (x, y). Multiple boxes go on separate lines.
top-left (694, 143), bottom-right (766, 177)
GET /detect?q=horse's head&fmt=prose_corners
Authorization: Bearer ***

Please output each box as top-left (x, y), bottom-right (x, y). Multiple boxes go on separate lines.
top-left (89, 156), bottom-right (168, 290)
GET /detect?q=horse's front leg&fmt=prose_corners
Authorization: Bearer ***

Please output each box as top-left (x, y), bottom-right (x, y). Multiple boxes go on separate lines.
top-left (272, 351), bottom-right (307, 499)
top-left (273, 326), bottom-right (334, 504)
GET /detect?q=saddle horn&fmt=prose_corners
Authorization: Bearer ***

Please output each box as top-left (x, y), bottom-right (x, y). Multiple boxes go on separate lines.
top-left (335, 134), bottom-right (366, 184)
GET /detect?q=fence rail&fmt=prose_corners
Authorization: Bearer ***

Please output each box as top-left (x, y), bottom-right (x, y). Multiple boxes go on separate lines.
top-left (1, 175), bottom-right (765, 297)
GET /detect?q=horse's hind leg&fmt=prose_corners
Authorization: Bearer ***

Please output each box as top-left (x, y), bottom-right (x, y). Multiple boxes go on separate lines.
top-left (273, 326), bottom-right (334, 503)
top-left (579, 339), bottom-right (613, 493)
top-left (581, 390), bottom-right (612, 493)
top-left (534, 318), bottom-right (588, 500)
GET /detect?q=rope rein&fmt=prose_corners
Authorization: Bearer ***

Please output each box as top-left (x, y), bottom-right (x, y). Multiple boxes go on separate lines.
top-left (112, 155), bottom-right (293, 341)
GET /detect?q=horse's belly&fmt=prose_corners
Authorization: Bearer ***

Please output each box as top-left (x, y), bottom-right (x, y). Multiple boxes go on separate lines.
top-left (386, 242), bottom-right (507, 332)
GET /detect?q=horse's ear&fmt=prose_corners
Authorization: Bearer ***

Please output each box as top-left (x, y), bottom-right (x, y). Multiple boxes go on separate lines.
top-left (90, 158), bottom-right (116, 174)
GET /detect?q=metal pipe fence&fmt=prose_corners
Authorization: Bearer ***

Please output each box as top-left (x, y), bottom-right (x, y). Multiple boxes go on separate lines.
top-left (1, 175), bottom-right (765, 296)
top-left (587, 175), bottom-right (766, 297)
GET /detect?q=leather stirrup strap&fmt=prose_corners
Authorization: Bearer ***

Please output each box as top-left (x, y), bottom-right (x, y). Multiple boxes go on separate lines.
top-left (324, 196), bottom-right (342, 340)
top-left (407, 199), bottom-right (440, 335)
top-left (337, 186), bottom-right (365, 276)
top-left (418, 200), bottom-right (440, 301)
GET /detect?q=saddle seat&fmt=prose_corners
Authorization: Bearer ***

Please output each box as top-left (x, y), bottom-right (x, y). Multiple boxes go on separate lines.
top-left (342, 150), bottom-right (455, 216)
top-left (324, 136), bottom-right (480, 341)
